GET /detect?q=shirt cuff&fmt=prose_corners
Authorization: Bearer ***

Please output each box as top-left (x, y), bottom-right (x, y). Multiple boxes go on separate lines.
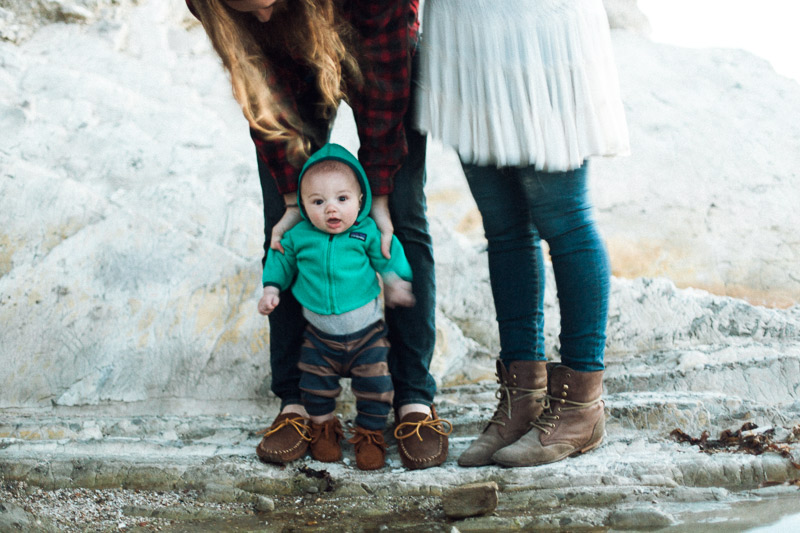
top-left (364, 165), bottom-right (397, 196)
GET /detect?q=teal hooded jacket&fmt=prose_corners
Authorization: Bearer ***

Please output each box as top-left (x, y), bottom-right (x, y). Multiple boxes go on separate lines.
top-left (261, 143), bottom-right (413, 316)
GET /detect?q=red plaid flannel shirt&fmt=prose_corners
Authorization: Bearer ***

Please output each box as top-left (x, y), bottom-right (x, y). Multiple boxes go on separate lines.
top-left (186, 1), bottom-right (420, 196)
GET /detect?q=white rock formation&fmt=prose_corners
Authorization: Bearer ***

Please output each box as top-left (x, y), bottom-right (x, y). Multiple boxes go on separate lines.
top-left (1, 0), bottom-right (799, 415)
top-left (1, 5), bottom-right (800, 528)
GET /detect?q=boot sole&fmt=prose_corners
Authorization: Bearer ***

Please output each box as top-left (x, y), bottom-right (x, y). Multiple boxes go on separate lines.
top-left (457, 458), bottom-right (494, 467)
top-left (493, 436), bottom-right (604, 468)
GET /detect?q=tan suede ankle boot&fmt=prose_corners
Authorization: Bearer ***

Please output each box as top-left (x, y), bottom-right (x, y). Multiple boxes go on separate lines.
top-left (492, 364), bottom-right (605, 467)
top-left (458, 360), bottom-right (548, 467)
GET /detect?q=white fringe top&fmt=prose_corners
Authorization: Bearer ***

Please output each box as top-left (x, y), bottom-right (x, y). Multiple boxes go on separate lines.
top-left (415, 0), bottom-right (630, 170)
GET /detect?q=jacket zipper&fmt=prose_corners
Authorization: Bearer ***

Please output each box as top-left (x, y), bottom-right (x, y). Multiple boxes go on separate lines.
top-left (326, 234), bottom-right (335, 313)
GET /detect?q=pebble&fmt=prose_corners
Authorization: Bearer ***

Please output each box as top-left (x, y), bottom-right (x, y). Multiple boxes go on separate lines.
top-left (606, 507), bottom-right (676, 529)
top-left (254, 495), bottom-right (275, 513)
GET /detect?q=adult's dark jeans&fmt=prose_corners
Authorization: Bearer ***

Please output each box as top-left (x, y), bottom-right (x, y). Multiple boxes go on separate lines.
top-left (385, 115), bottom-right (437, 409)
top-left (257, 96), bottom-right (436, 410)
top-left (462, 161), bottom-right (609, 372)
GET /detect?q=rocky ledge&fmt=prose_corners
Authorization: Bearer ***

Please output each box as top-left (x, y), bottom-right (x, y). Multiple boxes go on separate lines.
top-left (2, 342), bottom-right (800, 531)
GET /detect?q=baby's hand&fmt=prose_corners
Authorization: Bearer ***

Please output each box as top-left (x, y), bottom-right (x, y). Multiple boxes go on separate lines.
top-left (258, 286), bottom-right (281, 315)
top-left (383, 273), bottom-right (415, 308)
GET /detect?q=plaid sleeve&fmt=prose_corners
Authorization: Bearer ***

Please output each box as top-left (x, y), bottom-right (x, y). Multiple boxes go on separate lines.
top-left (251, 128), bottom-right (301, 195)
top-left (347, 1), bottom-right (419, 196)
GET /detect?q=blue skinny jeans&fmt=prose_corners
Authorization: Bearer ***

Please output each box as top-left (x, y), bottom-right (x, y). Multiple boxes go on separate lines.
top-left (462, 161), bottom-right (609, 372)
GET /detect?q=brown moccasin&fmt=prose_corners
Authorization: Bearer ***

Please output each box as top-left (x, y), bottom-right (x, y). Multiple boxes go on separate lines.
top-left (348, 427), bottom-right (387, 470)
top-left (309, 418), bottom-right (344, 462)
top-left (393, 405), bottom-right (453, 470)
top-left (256, 413), bottom-right (311, 464)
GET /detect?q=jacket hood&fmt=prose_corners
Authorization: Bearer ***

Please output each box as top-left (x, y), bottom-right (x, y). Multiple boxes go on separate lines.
top-left (297, 143), bottom-right (371, 225)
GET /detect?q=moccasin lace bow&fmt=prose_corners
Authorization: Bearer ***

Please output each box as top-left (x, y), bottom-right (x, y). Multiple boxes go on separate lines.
top-left (260, 416), bottom-right (312, 441)
top-left (394, 414), bottom-right (453, 441)
top-left (348, 427), bottom-right (387, 450)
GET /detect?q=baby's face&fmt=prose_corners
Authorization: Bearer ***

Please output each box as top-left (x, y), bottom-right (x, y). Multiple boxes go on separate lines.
top-left (300, 169), bottom-right (362, 234)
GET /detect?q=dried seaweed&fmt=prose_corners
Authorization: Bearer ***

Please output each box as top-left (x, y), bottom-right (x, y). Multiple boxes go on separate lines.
top-left (298, 465), bottom-right (336, 492)
top-left (670, 422), bottom-right (800, 469)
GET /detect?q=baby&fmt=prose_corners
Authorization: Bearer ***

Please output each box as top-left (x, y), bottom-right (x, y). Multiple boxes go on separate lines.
top-left (258, 143), bottom-right (414, 470)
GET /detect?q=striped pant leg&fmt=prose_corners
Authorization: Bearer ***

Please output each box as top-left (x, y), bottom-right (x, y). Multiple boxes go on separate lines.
top-left (347, 322), bottom-right (394, 430)
top-left (298, 327), bottom-right (343, 418)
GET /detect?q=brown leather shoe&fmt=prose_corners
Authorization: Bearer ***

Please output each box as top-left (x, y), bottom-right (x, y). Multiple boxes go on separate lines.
top-left (309, 418), bottom-right (344, 462)
top-left (458, 360), bottom-right (548, 467)
top-left (256, 413), bottom-right (311, 464)
top-left (393, 405), bottom-right (452, 470)
top-left (348, 427), bottom-right (387, 470)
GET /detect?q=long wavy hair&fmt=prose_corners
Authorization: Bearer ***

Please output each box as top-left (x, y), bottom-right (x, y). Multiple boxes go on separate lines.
top-left (190, 0), bottom-right (362, 167)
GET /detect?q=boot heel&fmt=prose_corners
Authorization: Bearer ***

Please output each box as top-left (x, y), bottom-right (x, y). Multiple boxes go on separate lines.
top-left (578, 438), bottom-right (603, 454)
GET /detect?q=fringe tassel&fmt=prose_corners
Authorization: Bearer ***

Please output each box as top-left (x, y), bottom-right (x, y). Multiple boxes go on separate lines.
top-left (415, 0), bottom-right (630, 170)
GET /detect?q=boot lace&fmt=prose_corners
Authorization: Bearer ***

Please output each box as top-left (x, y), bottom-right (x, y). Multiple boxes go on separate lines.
top-left (348, 427), bottom-right (387, 452)
top-left (393, 414), bottom-right (453, 442)
top-left (530, 395), bottom-right (602, 435)
top-left (259, 416), bottom-right (312, 442)
top-left (488, 383), bottom-right (547, 428)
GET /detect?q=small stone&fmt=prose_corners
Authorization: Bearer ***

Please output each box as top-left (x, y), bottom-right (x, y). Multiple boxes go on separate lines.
top-left (772, 426), bottom-right (792, 442)
top-left (606, 508), bottom-right (676, 529)
top-left (442, 482), bottom-right (499, 519)
top-left (254, 496), bottom-right (275, 513)
top-left (56, 4), bottom-right (94, 22)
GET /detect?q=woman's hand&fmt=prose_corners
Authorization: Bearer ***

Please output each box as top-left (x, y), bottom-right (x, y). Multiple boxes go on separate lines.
top-left (370, 194), bottom-right (394, 259)
top-left (270, 193), bottom-right (303, 253)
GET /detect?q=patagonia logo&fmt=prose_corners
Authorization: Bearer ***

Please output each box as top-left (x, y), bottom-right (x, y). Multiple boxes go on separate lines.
top-left (350, 232), bottom-right (367, 241)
